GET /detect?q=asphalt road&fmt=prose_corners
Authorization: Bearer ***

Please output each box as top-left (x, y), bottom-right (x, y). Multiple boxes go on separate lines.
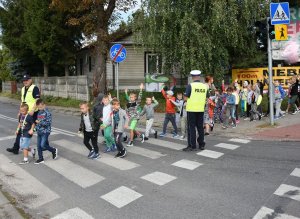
top-left (0, 101), bottom-right (299, 219)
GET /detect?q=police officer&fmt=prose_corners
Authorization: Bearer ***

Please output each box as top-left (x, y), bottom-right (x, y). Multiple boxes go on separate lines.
top-left (7, 74), bottom-right (40, 154)
top-left (183, 70), bottom-right (208, 151)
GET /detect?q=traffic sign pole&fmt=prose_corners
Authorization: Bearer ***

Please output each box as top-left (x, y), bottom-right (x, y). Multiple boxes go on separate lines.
top-left (267, 17), bottom-right (274, 126)
top-left (116, 62), bottom-right (119, 100)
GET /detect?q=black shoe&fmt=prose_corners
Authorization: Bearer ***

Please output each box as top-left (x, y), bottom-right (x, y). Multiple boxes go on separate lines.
top-left (34, 159), bottom-right (45, 164)
top-left (115, 151), bottom-right (122, 158)
top-left (52, 148), bottom-right (58, 159)
top-left (258, 115), bottom-right (262, 120)
top-left (154, 131), bottom-right (158, 139)
top-left (7, 148), bottom-right (18, 154)
top-left (144, 137), bottom-right (149, 141)
top-left (123, 135), bottom-right (128, 142)
top-left (119, 149), bottom-right (127, 158)
top-left (205, 132), bottom-right (209, 136)
top-left (199, 143), bottom-right (206, 150)
top-left (182, 147), bottom-right (193, 152)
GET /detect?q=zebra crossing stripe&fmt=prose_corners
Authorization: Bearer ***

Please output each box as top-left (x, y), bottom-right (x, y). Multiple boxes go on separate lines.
top-left (172, 159), bottom-right (203, 170)
top-left (0, 135), bottom-right (17, 141)
top-left (253, 206), bottom-right (300, 219)
top-left (229, 138), bottom-right (250, 144)
top-left (274, 184), bottom-right (300, 202)
top-left (196, 150), bottom-right (224, 159)
top-left (214, 143), bottom-right (240, 150)
top-left (141, 171), bottom-right (177, 186)
top-left (291, 168), bottom-right (300, 178)
top-left (44, 157), bottom-right (105, 188)
top-left (52, 139), bottom-right (140, 170)
top-left (51, 207), bottom-right (94, 219)
top-left (0, 154), bottom-right (59, 209)
top-left (146, 138), bottom-right (186, 150)
top-left (100, 186), bottom-right (143, 208)
top-left (126, 146), bottom-right (166, 159)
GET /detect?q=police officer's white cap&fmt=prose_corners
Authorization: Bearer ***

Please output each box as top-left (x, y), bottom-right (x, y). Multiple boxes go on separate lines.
top-left (190, 70), bottom-right (201, 76)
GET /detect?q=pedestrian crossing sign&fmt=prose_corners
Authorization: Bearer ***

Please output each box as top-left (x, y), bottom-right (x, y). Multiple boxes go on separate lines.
top-left (270, 2), bottom-right (290, 25)
top-left (275, 24), bottom-right (288, 41)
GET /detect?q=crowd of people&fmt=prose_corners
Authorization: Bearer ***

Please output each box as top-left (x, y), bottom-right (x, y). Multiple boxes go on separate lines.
top-left (5, 73), bottom-right (300, 164)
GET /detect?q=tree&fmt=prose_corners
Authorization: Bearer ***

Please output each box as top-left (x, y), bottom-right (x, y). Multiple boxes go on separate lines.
top-left (51, 0), bottom-right (137, 95)
top-left (0, 46), bottom-right (15, 81)
top-left (0, 0), bottom-right (43, 77)
top-left (24, 0), bottom-right (82, 77)
top-left (133, 0), bottom-right (269, 81)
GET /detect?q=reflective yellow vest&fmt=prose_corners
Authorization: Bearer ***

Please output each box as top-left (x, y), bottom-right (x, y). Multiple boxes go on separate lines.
top-left (186, 82), bottom-right (207, 112)
top-left (21, 84), bottom-right (37, 112)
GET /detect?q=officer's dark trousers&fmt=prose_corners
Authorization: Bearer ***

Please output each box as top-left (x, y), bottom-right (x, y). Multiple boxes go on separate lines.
top-left (187, 112), bottom-right (204, 148)
top-left (12, 132), bottom-right (21, 152)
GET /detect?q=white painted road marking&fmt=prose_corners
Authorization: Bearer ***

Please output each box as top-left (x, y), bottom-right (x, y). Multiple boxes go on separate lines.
top-left (253, 206), bottom-right (300, 219)
top-left (229, 138), bottom-right (250, 144)
top-left (291, 168), bottom-right (300, 178)
top-left (146, 138), bottom-right (186, 150)
top-left (141, 171), bottom-right (177, 186)
top-left (101, 186), bottom-right (143, 208)
top-left (0, 154), bottom-right (59, 209)
top-left (45, 157), bottom-right (105, 188)
top-left (52, 139), bottom-right (140, 170)
top-left (51, 207), bottom-right (94, 219)
top-left (0, 135), bottom-right (17, 141)
top-left (197, 150), bottom-right (224, 159)
top-left (214, 143), bottom-right (240, 150)
top-left (172, 159), bottom-right (203, 170)
top-left (126, 146), bottom-right (166, 159)
top-left (274, 184), bottom-right (300, 202)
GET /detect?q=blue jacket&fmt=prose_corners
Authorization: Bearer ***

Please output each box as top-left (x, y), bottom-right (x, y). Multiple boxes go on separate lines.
top-left (226, 94), bottom-right (236, 105)
top-left (36, 108), bottom-right (52, 134)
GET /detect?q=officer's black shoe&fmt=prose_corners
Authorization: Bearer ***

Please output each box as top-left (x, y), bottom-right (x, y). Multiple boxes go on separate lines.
top-left (7, 148), bottom-right (19, 154)
top-left (199, 143), bottom-right (206, 150)
top-left (182, 147), bottom-right (193, 152)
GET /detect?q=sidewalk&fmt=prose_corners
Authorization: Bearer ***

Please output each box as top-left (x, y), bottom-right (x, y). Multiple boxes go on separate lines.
top-left (1, 96), bottom-right (300, 142)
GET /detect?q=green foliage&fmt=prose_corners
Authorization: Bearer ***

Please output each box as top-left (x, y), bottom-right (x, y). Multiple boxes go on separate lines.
top-left (0, 47), bottom-right (16, 81)
top-left (133, 0), bottom-right (269, 81)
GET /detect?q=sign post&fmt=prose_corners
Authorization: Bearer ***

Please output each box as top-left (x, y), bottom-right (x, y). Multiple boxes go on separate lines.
top-left (110, 44), bottom-right (127, 100)
top-left (267, 17), bottom-right (274, 126)
top-left (268, 2), bottom-right (290, 125)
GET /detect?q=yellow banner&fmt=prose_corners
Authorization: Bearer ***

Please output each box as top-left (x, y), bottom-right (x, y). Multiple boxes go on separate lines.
top-left (232, 67), bottom-right (300, 89)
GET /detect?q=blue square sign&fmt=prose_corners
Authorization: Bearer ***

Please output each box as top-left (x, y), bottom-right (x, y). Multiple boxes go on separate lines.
top-left (270, 2), bottom-right (290, 25)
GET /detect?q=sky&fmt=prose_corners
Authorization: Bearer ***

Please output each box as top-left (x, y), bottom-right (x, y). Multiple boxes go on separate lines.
top-left (119, 0), bottom-right (142, 22)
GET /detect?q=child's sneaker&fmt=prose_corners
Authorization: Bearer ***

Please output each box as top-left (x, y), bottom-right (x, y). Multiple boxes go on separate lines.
top-left (141, 134), bottom-right (145, 143)
top-left (91, 153), bottom-right (100, 160)
top-left (123, 135), bottom-right (128, 142)
top-left (34, 159), bottom-right (45, 164)
top-left (232, 124), bottom-right (237, 128)
top-left (205, 132), bottom-right (210, 136)
top-left (154, 131), bottom-right (158, 139)
top-left (88, 150), bottom-right (95, 158)
top-left (104, 147), bottom-right (112, 153)
top-left (159, 132), bottom-right (166, 137)
top-left (19, 160), bottom-right (29, 165)
top-left (115, 151), bottom-right (122, 158)
top-left (144, 137), bottom-right (149, 141)
top-left (119, 149), bottom-right (127, 158)
top-left (52, 148), bottom-right (58, 160)
top-left (31, 148), bottom-right (36, 159)
top-left (236, 120), bottom-right (240, 124)
top-left (173, 133), bottom-right (180, 138)
top-left (127, 141), bottom-right (134, 147)
top-left (112, 144), bottom-right (117, 151)
top-left (180, 135), bottom-right (185, 140)
top-left (222, 125), bottom-right (227, 129)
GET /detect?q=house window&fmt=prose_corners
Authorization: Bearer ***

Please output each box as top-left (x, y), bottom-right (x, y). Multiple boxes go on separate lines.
top-left (80, 58), bottom-right (84, 75)
top-left (89, 56), bottom-right (92, 72)
top-left (145, 53), bottom-right (162, 75)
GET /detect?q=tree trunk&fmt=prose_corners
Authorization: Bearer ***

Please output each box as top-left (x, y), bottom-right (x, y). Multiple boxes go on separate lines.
top-left (43, 63), bottom-right (49, 78)
top-left (64, 64), bottom-right (69, 77)
top-left (93, 33), bottom-right (108, 97)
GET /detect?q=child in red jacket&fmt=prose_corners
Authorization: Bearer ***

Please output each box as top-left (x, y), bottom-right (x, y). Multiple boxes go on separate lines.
top-left (159, 88), bottom-right (179, 138)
